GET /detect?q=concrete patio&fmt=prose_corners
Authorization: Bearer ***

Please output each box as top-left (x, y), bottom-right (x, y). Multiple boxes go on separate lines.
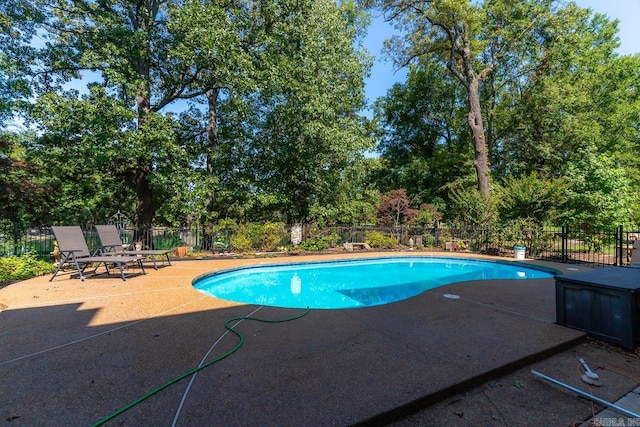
top-left (1, 252), bottom-right (639, 426)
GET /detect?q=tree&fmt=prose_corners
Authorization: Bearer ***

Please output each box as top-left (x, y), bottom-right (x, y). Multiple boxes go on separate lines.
top-left (166, 0), bottom-right (256, 225)
top-left (491, 4), bottom-right (627, 178)
top-left (31, 0), bottom-right (257, 229)
top-left (367, 1), bottom-right (640, 227)
top-left (564, 151), bottom-right (636, 230)
top-left (0, 0), bottom-right (42, 127)
top-left (364, 1), bottom-right (602, 199)
top-left (7, 0), bottom-right (373, 230)
top-left (221, 0), bottom-right (373, 223)
top-left (376, 189), bottom-right (417, 227)
top-left (0, 132), bottom-right (51, 226)
top-left (496, 172), bottom-right (570, 225)
top-left (29, 86), bottom-right (139, 225)
top-left (489, 5), bottom-right (640, 226)
top-left (372, 59), bottom-right (472, 201)
top-left (363, 0), bottom-right (502, 196)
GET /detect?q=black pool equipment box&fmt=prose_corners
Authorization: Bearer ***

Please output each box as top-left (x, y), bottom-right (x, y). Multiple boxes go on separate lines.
top-left (555, 266), bottom-right (640, 349)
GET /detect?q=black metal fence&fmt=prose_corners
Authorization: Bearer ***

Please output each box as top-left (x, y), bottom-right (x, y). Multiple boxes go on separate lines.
top-left (1, 220), bottom-right (638, 268)
top-left (330, 224), bottom-right (639, 268)
top-left (0, 222), bottom-right (231, 259)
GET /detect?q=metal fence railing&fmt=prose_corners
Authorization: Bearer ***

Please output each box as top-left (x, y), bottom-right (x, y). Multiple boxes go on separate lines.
top-left (514, 225), bottom-right (639, 268)
top-left (0, 223), bottom-right (230, 259)
top-left (1, 220), bottom-right (638, 268)
top-left (0, 224), bottom-right (57, 259)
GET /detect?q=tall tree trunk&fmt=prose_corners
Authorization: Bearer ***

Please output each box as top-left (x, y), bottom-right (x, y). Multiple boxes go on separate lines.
top-left (467, 79), bottom-right (491, 197)
top-left (130, 0), bottom-right (158, 238)
top-left (135, 90), bottom-right (153, 219)
top-left (133, 79), bottom-right (154, 244)
top-left (204, 87), bottom-right (219, 217)
top-left (202, 87), bottom-right (219, 250)
top-left (457, 35), bottom-right (491, 199)
top-left (134, 162), bottom-right (153, 225)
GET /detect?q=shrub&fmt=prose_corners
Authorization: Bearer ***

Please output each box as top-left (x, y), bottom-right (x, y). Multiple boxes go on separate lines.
top-left (497, 173), bottom-right (569, 224)
top-left (499, 218), bottom-right (536, 248)
top-left (436, 228), bottom-right (451, 248)
top-left (448, 187), bottom-right (498, 227)
top-left (422, 233), bottom-right (436, 248)
top-left (365, 231), bottom-right (398, 249)
top-left (298, 237), bottom-right (329, 251)
top-left (415, 204), bottom-right (443, 227)
top-left (212, 218), bottom-right (238, 233)
top-left (298, 231), bottom-right (340, 251)
top-left (0, 253), bottom-right (56, 285)
top-left (230, 232), bottom-right (253, 252)
top-left (259, 222), bottom-right (287, 252)
top-left (230, 222), bottom-right (287, 252)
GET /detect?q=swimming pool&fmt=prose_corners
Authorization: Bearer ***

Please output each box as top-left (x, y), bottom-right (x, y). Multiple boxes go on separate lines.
top-left (193, 257), bottom-right (554, 309)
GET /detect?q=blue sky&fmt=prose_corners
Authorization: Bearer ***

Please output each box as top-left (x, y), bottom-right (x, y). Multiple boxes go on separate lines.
top-left (362, 0), bottom-right (640, 107)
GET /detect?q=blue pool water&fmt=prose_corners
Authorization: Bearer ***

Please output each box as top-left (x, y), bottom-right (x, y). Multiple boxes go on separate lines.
top-left (193, 257), bottom-right (554, 309)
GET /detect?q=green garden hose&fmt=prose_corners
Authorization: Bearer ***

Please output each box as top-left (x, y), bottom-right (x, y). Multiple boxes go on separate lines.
top-left (92, 307), bottom-right (310, 426)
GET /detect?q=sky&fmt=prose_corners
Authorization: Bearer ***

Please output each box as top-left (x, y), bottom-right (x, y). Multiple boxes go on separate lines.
top-left (362, 0), bottom-right (640, 108)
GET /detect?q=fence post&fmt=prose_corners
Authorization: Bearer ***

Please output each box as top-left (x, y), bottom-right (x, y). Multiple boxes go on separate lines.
top-left (617, 225), bottom-right (623, 266)
top-left (561, 225), bottom-right (568, 263)
top-left (12, 222), bottom-right (20, 256)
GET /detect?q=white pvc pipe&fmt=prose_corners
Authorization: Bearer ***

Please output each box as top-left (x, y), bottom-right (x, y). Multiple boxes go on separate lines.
top-left (531, 370), bottom-right (640, 419)
top-left (579, 358), bottom-right (599, 379)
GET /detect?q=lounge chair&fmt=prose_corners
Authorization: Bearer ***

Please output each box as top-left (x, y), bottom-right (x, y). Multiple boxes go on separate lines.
top-left (95, 224), bottom-right (172, 270)
top-left (50, 226), bottom-right (145, 281)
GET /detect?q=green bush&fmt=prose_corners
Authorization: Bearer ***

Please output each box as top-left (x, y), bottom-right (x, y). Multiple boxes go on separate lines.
top-left (230, 232), bottom-right (253, 252)
top-left (212, 218), bottom-right (238, 233)
top-left (422, 233), bottom-right (436, 248)
top-left (448, 187), bottom-right (498, 227)
top-left (298, 231), bottom-right (340, 251)
top-left (230, 222), bottom-right (287, 252)
top-left (365, 231), bottom-right (398, 249)
top-left (499, 218), bottom-right (535, 248)
top-left (0, 253), bottom-right (56, 285)
top-left (259, 222), bottom-right (287, 252)
top-left (298, 237), bottom-right (328, 251)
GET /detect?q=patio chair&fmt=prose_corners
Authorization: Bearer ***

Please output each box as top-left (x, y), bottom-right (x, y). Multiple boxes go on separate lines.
top-left (49, 226), bottom-right (145, 281)
top-left (95, 224), bottom-right (172, 270)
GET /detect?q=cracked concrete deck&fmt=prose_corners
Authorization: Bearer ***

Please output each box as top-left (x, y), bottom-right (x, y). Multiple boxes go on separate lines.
top-left (1, 252), bottom-right (639, 426)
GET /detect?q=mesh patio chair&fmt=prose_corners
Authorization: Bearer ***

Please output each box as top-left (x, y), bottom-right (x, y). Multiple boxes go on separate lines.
top-left (95, 224), bottom-right (172, 270)
top-left (50, 226), bottom-right (145, 281)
